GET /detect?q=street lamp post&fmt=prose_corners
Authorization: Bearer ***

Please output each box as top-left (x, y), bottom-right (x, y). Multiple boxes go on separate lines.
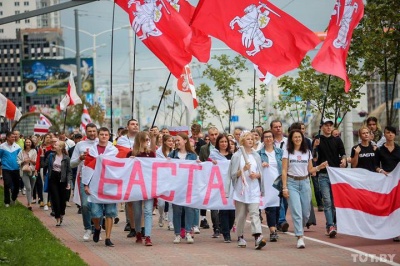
top-left (62, 24), bottom-right (130, 92)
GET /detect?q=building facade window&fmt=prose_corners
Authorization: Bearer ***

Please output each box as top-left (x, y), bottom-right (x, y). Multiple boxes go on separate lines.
top-left (25, 19), bottom-right (30, 23)
top-left (15, 2), bottom-right (20, 6)
top-left (0, 29), bottom-right (3, 33)
top-left (24, 1), bottom-right (29, 6)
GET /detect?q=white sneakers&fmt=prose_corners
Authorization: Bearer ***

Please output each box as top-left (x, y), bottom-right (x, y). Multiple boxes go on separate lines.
top-left (83, 229), bottom-right (92, 242)
top-left (193, 226), bottom-right (200, 234)
top-left (297, 237), bottom-right (305, 249)
top-left (237, 237), bottom-right (247, 248)
top-left (158, 216), bottom-right (164, 227)
top-left (168, 222), bottom-right (174, 231)
top-left (44, 205), bottom-right (49, 211)
top-left (173, 235), bottom-right (181, 244)
top-left (255, 236), bottom-right (267, 250)
top-left (186, 233), bottom-right (194, 244)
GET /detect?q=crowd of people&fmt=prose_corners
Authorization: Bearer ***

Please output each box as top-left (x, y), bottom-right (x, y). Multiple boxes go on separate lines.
top-left (1, 115), bottom-right (399, 250)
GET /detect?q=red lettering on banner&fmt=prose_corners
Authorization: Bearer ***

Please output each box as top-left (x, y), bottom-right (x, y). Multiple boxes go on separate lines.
top-left (124, 160), bottom-right (148, 200)
top-left (152, 162), bottom-right (176, 201)
top-left (98, 159), bottom-right (125, 200)
top-left (179, 163), bottom-right (202, 204)
top-left (203, 165), bottom-right (227, 205)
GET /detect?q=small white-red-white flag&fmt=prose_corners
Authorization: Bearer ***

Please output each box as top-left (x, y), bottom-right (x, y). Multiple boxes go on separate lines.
top-left (0, 93), bottom-right (22, 121)
top-left (60, 72), bottom-right (82, 111)
top-left (253, 64), bottom-right (274, 85)
top-left (33, 124), bottom-right (50, 135)
top-left (328, 166), bottom-right (400, 240)
top-left (173, 65), bottom-right (198, 114)
top-left (80, 105), bottom-right (92, 135)
top-left (39, 113), bottom-right (52, 126)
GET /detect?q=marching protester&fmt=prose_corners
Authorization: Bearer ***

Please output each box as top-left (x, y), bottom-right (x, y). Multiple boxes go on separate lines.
top-left (227, 132), bottom-right (266, 250)
top-left (44, 140), bottom-right (72, 226)
top-left (282, 129), bottom-right (327, 248)
top-left (366, 116), bottom-right (386, 147)
top-left (70, 123), bottom-right (98, 241)
top-left (258, 130), bottom-right (282, 242)
top-left (34, 133), bottom-right (53, 210)
top-left (351, 126), bottom-right (379, 171)
top-left (0, 132), bottom-right (21, 207)
top-left (169, 132), bottom-right (198, 244)
top-left (127, 131), bottom-right (157, 246)
top-left (82, 127), bottom-right (118, 247)
top-left (17, 138), bottom-right (37, 210)
top-left (209, 133), bottom-right (234, 243)
top-left (313, 118), bottom-right (346, 238)
top-left (155, 134), bottom-right (175, 230)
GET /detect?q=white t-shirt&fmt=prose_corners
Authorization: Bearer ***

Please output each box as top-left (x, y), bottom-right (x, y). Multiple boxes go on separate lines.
top-left (274, 137), bottom-right (287, 151)
top-left (283, 150), bottom-right (312, 177)
top-left (233, 154), bottom-right (260, 204)
top-left (265, 150), bottom-right (279, 180)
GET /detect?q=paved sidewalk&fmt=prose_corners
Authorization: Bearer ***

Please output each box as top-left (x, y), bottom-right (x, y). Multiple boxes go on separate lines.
top-left (7, 186), bottom-right (400, 266)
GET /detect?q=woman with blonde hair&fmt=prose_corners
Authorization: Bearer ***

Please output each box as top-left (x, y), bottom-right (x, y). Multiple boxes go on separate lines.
top-left (44, 140), bottom-right (72, 226)
top-left (17, 138), bottom-right (37, 210)
top-left (227, 132), bottom-right (266, 250)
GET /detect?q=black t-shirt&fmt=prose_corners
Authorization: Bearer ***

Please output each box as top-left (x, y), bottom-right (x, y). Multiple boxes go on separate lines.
top-left (314, 135), bottom-right (346, 173)
top-left (350, 143), bottom-right (378, 172)
top-left (377, 144), bottom-right (400, 172)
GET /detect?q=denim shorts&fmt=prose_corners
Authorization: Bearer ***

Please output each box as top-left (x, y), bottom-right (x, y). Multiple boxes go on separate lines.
top-left (91, 203), bottom-right (117, 218)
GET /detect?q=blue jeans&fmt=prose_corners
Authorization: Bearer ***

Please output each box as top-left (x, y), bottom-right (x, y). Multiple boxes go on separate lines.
top-left (79, 182), bottom-right (92, 230)
top-left (172, 204), bottom-right (195, 235)
top-left (311, 175), bottom-right (323, 206)
top-left (91, 203), bottom-right (117, 218)
top-left (287, 177), bottom-right (311, 236)
top-left (318, 173), bottom-right (336, 228)
top-left (265, 206), bottom-right (279, 228)
top-left (132, 199), bottom-right (153, 237)
top-left (278, 197), bottom-right (288, 225)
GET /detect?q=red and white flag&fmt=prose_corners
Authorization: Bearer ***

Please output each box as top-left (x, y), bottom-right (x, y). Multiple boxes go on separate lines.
top-left (115, 0), bottom-right (193, 78)
top-left (327, 166), bottom-right (400, 240)
top-left (191, 0), bottom-right (320, 77)
top-left (39, 113), bottom-right (52, 126)
top-left (173, 65), bottom-right (198, 114)
top-left (60, 72), bottom-right (82, 111)
top-left (33, 124), bottom-right (50, 135)
top-left (312, 0), bottom-right (364, 92)
top-left (0, 93), bottom-right (22, 121)
top-left (80, 105), bottom-right (92, 135)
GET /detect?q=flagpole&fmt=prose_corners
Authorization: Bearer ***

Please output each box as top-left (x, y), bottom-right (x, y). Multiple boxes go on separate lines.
top-left (109, 2), bottom-right (116, 140)
top-left (152, 73), bottom-right (172, 128)
top-left (63, 108), bottom-right (68, 132)
top-left (252, 69), bottom-right (256, 129)
top-left (131, 32), bottom-right (137, 119)
top-left (171, 91), bottom-right (177, 126)
top-left (318, 75), bottom-right (331, 137)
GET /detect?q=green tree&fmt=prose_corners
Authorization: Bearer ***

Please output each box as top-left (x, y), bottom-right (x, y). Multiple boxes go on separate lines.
top-left (197, 54), bottom-right (248, 132)
top-left (246, 83), bottom-right (268, 127)
top-left (274, 56), bottom-right (366, 128)
top-left (352, 0), bottom-right (400, 126)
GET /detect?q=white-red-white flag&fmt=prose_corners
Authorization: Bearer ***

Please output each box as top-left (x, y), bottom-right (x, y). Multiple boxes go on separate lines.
top-left (39, 113), bottom-right (52, 126)
top-left (173, 65), bottom-right (198, 114)
top-left (253, 64), bottom-right (274, 85)
top-left (33, 124), bottom-right (50, 135)
top-left (327, 166), bottom-right (400, 240)
top-left (80, 105), bottom-right (92, 135)
top-left (60, 72), bottom-right (82, 111)
top-left (0, 93), bottom-right (22, 121)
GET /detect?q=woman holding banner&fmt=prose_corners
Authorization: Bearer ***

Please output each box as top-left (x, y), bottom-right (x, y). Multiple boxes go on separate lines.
top-left (128, 131), bottom-right (156, 246)
top-left (209, 134), bottom-right (234, 243)
top-left (281, 130), bottom-right (327, 249)
top-left (168, 132), bottom-right (197, 244)
top-left (228, 132), bottom-right (266, 250)
top-left (155, 134), bottom-right (175, 230)
top-left (257, 130), bottom-right (282, 242)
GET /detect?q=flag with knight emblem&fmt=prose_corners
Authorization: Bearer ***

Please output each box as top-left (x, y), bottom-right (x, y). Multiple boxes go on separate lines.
top-left (115, 0), bottom-right (193, 78)
top-left (312, 0), bottom-right (364, 92)
top-left (191, 0), bottom-right (321, 77)
top-left (173, 65), bottom-right (198, 114)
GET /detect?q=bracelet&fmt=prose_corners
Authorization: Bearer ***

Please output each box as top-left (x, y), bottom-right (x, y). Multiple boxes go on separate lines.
top-left (316, 165), bottom-right (320, 172)
top-left (282, 188), bottom-right (288, 191)
top-left (379, 169), bottom-right (383, 173)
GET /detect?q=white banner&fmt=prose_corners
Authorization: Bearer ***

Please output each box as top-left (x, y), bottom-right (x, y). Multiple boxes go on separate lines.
top-left (87, 156), bottom-right (280, 210)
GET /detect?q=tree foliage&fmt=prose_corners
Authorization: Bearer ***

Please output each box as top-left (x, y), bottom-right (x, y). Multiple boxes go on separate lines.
top-left (352, 0), bottom-right (400, 126)
top-left (197, 54), bottom-right (248, 132)
top-left (274, 56), bottom-right (366, 128)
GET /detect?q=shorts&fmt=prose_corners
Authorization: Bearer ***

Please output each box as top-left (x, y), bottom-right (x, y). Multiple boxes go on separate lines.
top-left (91, 202), bottom-right (117, 218)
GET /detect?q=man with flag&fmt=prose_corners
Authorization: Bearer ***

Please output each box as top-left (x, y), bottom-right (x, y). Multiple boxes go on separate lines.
top-left (70, 123), bottom-right (98, 241)
top-left (82, 126), bottom-right (119, 247)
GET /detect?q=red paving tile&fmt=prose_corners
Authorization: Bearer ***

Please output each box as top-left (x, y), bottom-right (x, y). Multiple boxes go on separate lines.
top-left (3, 181), bottom-right (400, 266)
